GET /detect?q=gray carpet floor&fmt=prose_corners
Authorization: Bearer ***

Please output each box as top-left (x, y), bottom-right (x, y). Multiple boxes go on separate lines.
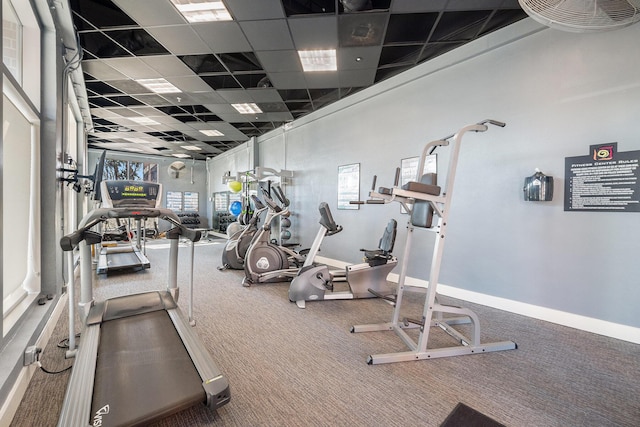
top-left (10, 238), bottom-right (640, 427)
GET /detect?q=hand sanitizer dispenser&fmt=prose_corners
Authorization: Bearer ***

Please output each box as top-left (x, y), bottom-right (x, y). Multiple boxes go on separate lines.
top-left (523, 169), bottom-right (553, 201)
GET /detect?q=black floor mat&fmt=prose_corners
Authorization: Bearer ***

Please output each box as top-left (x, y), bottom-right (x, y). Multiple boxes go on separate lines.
top-left (440, 403), bottom-right (506, 427)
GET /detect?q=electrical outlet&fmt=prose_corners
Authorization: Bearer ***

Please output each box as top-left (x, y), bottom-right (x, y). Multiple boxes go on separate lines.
top-left (24, 346), bottom-right (41, 366)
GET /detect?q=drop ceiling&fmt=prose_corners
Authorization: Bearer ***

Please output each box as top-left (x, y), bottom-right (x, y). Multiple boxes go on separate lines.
top-left (70, 0), bottom-right (528, 160)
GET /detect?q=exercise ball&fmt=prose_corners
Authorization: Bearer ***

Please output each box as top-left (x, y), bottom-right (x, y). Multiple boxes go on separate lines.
top-left (228, 180), bottom-right (242, 193)
top-left (280, 217), bottom-right (291, 228)
top-left (229, 201), bottom-right (242, 216)
top-left (280, 230), bottom-right (291, 241)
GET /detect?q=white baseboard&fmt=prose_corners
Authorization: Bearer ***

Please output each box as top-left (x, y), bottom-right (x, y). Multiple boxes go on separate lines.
top-left (387, 273), bottom-right (640, 344)
top-left (0, 296), bottom-right (68, 427)
top-left (314, 255), bottom-right (640, 345)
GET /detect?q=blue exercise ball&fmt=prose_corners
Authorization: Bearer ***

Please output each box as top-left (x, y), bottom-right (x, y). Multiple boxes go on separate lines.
top-left (229, 201), bottom-right (242, 216)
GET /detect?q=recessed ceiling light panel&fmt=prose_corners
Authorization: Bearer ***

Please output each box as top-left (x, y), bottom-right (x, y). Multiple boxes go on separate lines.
top-left (183, 145), bottom-right (203, 150)
top-left (172, 153), bottom-right (191, 158)
top-left (298, 49), bottom-right (337, 72)
top-left (170, 0), bottom-right (233, 23)
top-left (136, 78), bottom-right (181, 94)
top-left (200, 129), bottom-right (224, 136)
top-left (232, 103), bottom-right (263, 114)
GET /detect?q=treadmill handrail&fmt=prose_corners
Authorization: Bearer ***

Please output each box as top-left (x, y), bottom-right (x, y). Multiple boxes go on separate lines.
top-left (61, 207), bottom-right (201, 251)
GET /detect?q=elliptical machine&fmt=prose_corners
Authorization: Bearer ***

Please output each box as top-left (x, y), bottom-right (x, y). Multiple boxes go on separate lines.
top-left (288, 203), bottom-right (398, 308)
top-left (242, 185), bottom-right (306, 286)
top-left (219, 195), bottom-right (267, 271)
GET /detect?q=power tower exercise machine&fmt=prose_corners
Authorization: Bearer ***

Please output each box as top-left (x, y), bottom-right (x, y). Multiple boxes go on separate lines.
top-left (58, 181), bottom-right (230, 426)
top-left (351, 120), bottom-right (517, 365)
top-left (288, 202), bottom-right (398, 308)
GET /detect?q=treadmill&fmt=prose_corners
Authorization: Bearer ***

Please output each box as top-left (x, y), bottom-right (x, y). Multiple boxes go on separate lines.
top-left (96, 180), bottom-right (156, 274)
top-left (58, 181), bottom-right (230, 427)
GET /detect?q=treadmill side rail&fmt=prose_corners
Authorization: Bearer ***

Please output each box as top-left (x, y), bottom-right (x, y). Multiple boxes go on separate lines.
top-left (168, 307), bottom-right (231, 408)
top-left (57, 324), bottom-right (100, 427)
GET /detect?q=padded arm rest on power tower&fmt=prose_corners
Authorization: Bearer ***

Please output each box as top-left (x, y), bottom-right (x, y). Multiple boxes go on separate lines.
top-left (409, 173), bottom-right (440, 229)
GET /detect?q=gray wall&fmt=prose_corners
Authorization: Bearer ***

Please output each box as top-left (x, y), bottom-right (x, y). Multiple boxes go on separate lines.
top-left (207, 19), bottom-right (640, 338)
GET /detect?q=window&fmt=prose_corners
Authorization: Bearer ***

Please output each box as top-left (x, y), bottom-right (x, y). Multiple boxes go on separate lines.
top-left (2, 0), bottom-right (22, 84)
top-left (166, 191), bottom-right (199, 212)
top-left (103, 158), bottom-right (158, 182)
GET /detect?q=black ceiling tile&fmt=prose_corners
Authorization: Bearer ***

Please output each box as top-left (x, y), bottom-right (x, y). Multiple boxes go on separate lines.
top-left (153, 147), bottom-right (170, 151)
top-left (281, 0), bottom-right (336, 16)
top-left (180, 105), bottom-right (211, 114)
top-left (231, 122), bottom-right (257, 130)
top-left (70, 0), bottom-right (136, 30)
top-left (82, 50), bottom-right (98, 60)
top-left (338, 12), bottom-right (388, 47)
top-left (71, 13), bottom-right (95, 32)
top-left (179, 55), bottom-right (226, 74)
top-left (384, 13), bottom-right (438, 44)
top-left (107, 29), bottom-right (170, 56)
top-left (257, 102), bottom-right (289, 113)
top-left (338, 0), bottom-right (392, 13)
top-left (173, 115), bottom-right (197, 123)
top-left (419, 42), bottom-right (465, 63)
top-left (80, 32), bottom-right (130, 58)
top-left (479, 9), bottom-right (528, 37)
top-left (165, 131), bottom-right (187, 137)
top-left (104, 95), bottom-right (144, 106)
top-left (83, 72), bottom-right (98, 81)
top-left (291, 111), bottom-right (308, 119)
top-left (92, 125), bottom-right (116, 132)
top-left (234, 73), bottom-right (269, 89)
top-left (278, 89), bottom-right (311, 102)
top-left (218, 52), bottom-right (263, 72)
top-left (378, 45), bottom-right (422, 67)
top-left (157, 106), bottom-right (188, 115)
top-left (85, 80), bottom-right (122, 96)
top-left (197, 114), bottom-right (223, 122)
top-left (92, 118), bottom-right (117, 126)
top-left (431, 10), bottom-right (493, 42)
top-left (201, 75), bottom-right (242, 90)
top-left (88, 97), bottom-right (120, 108)
top-left (285, 100), bottom-right (313, 111)
top-left (374, 64), bottom-right (413, 82)
top-left (309, 88), bottom-right (340, 109)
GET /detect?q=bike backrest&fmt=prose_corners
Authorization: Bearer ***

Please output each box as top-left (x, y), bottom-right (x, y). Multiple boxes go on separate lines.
top-left (378, 219), bottom-right (397, 254)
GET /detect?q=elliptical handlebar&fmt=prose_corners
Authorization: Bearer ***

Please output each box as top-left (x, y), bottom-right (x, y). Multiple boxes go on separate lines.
top-left (271, 184), bottom-right (290, 207)
top-left (251, 194), bottom-right (266, 211)
top-left (259, 187), bottom-right (283, 213)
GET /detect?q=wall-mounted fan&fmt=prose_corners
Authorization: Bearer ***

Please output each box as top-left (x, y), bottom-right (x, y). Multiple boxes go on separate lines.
top-left (168, 161), bottom-right (186, 178)
top-left (519, 0), bottom-right (640, 33)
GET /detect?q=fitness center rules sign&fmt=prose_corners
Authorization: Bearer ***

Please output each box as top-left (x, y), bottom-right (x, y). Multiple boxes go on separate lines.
top-left (565, 142), bottom-right (640, 212)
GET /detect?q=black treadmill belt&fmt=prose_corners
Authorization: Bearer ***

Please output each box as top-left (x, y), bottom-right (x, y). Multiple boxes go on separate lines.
top-left (107, 251), bottom-right (144, 270)
top-left (91, 310), bottom-right (205, 427)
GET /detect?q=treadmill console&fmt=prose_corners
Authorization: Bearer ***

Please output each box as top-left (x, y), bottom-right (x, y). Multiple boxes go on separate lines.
top-left (101, 180), bottom-right (162, 208)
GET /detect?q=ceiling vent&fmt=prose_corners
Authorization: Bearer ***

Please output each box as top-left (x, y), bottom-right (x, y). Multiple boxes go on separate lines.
top-left (519, 0), bottom-right (640, 32)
